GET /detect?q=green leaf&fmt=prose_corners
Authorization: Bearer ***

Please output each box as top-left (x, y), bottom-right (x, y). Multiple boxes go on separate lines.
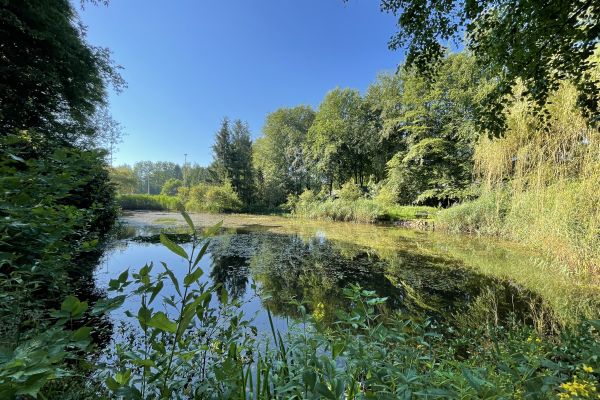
top-left (147, 312), bottom-right (177, 333)
top-left (315, 382), bottom-right (336, 399)
top-left (61, 296), bottom-right (88, 318)
top-left (160, 233), bottom-right (188, 259)
top-left (302, 370), bottom-right (316, 390)
top-left (181, 211), bottom-right (195, 231)
top-left (161, 262), bottom-right (182, 297)
top-left (184, 267), bottom-right (203, 286)
top-left (91, 295), bottom-right (126, 315)
top-left (118, 269), bottom-right (129, 283)
top-left (73, 326), bottom-right (92, 341)
top-left (193, 241), bottom-right (210, 267)
top-left (220, 287), bottom-right (228, 305)
top-left (149, 281), bottom-right (164, 304)
top-left (204, 221), bottom-right (223, 237)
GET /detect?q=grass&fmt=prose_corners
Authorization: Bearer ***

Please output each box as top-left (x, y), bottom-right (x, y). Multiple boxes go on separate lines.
top-left (118, 194), bottom-right (181, 211)
top-left (293, 198), bottom-right (438, 223)
top-left (383, 204), bottom-right (437, 221)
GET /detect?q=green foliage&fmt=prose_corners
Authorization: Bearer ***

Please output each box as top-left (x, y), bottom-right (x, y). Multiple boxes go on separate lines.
top-left (306, 88), bottom-right (377, 191)
top-left (102, 260), bottom-right (600, 399)
top-left (210, 118), bottom-right (255, 205)
top-left (0, 134), bottom-right (118, 306)
top-left (372, 53), bottom-right (491, 206)
top-left (0, 0), bottom-right (124, 139)
top-left (133, 161), bottom-right (183, 195)
top-left (293, 191), bottom-right (384, 223)
top-left (0, 295), bottom-right (110, 398)
top-left (377, 0), bottom-right (600, 130)
top-left (110, 164), bottom-right (139, 194)
top-left (161, 178), bottom-right (183, 196)
top-left (438, 80), bottom-right (600, 273)
top-left (253, 106), bottom-right (315, 207)
top-left (184, 181), bottom-right (243, 213)
top-left (292, 189), bottom-right (437, 223)
top-left (102, 213), bottom-right (256, 398)
top-left (337, 180), bottom-right (363, 201)
top-left (118, 194), bottom-right (181, 211)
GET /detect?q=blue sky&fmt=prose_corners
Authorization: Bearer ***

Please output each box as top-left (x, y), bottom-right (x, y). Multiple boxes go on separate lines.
top-left (79, 0), bottom-right (403, 166)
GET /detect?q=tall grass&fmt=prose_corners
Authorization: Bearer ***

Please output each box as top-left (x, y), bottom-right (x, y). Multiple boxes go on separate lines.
top-left (118, 194), bottom-right (181, 211)
top-left (438, 81), bottom-right (600, 275)
top-left (291, 190), bottom-right (437, 223)
top-left (294, 198), bottom-right (384, 223)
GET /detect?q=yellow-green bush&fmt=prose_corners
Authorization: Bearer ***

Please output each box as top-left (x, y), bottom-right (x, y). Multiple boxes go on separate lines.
top-left (184, 181), bottom-right (242, 213)
top-left (337, 180), bottom-right (362, 201)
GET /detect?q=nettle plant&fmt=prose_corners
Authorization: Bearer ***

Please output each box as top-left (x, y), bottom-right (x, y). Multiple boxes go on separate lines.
top-left (102, 212), bottom-right (256, 399)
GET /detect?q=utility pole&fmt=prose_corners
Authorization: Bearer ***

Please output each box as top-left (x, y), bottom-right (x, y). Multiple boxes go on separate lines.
top-left (184, 153), bottom-right (188, 186)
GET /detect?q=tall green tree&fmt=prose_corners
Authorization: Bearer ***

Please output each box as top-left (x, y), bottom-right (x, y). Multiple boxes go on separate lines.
top-left (305, 88), bottom-right (376, 194)
top-left (132, 161), bottom-right (183, 194)
top-left (375, 53), bottom-right (494, 205)
top-left (230, 119), bottom-right (254, 205)
top-left (253, 106), bottom-right (315, 206)
top-left (211, 117), bottom-right (233, 182)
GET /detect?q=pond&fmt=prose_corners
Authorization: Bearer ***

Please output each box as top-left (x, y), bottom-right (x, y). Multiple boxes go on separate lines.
top-left (95, 211), bottom-right (600, 340)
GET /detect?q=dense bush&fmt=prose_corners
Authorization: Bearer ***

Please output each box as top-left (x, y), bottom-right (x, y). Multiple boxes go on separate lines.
top-left (0, 134), bottom-right (119, 396)
top-left (337, 180), bottom-right (363, 201)
top-left (184, 181), bottom-right (242, 213)
top-left (118, 194), bottom-right (181, 211)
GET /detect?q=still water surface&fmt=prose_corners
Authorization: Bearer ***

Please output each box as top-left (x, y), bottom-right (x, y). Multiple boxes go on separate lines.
top-left (94, 212), bottom-right (568, 338)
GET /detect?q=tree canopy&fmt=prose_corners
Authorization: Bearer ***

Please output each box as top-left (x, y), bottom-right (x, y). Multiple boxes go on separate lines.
top-left (375, 0), bottom-right (600, 130)
top-left (0, 0), bottom-right (124, 143)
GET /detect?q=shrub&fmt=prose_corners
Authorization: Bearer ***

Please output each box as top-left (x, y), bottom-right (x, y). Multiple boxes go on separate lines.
top-left (204, 182), bottom-right (243, 212)
top-left (160, 178), bottom-right (183, 196)
top-left (184, 181), bottom-right (242, 213)
top-left (439, 81), bottom-right (600, 273)
top-left (337, 180), bottom-right (362, 201)
top-left (436, 191), bottom-right (509, 235)
top-left (373, 184), bottom-right (398, 206)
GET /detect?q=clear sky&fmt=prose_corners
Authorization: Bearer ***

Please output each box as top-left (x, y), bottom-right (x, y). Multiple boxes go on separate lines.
top-left (78, 0), bottom-right (403, 166)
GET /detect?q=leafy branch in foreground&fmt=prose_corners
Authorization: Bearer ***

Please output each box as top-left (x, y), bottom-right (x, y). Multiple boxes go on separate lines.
top-left (102, 212), bottom-right (255, 399)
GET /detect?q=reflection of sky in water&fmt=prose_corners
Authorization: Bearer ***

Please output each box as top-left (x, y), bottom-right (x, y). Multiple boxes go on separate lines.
top-left (95, 239), bottom-right (289, 339)
top-left (315, 230), bottom-right (326, 244)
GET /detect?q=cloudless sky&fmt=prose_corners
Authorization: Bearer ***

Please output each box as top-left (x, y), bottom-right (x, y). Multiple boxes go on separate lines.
top-left (78, 0), bottom-right (404, 166)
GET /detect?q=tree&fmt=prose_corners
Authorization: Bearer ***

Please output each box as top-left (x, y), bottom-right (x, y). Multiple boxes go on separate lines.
top-left (161, 178), bottom-right (183, 196)
top-left (185, 164), bottom-right (212, 186)
top-left (211, 117), bottom-right (233, 182)
top-left (230, 119), bottom-right (254, 205)
top-left (375, 53), bottom-right (492, 205)
top-left (133, 161), bottom-right (183, 194)
top-left (0, 0), bottom-right (124, 141)
top-left (253, 106), bottom-right (315, 206)
top-left (305, 88), bottom-right (376, 194)
top-left (110, 165), bottom-right (138, 194)
top-left (87, 106), bottom-right (126, 165)
top-left (374, 0), bottom-right (600, 130)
